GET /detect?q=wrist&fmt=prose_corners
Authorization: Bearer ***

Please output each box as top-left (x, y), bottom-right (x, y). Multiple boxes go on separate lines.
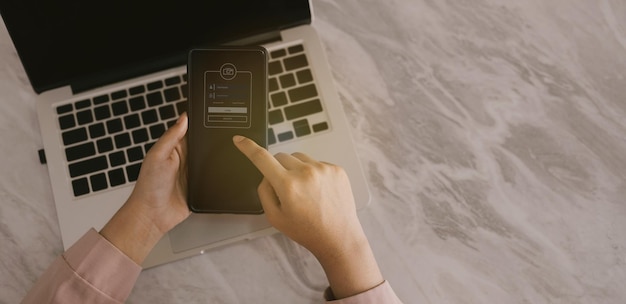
top-left (100, 199), bottom-right (165, 265)
top-left (315, 228), bottom-right (384, 299)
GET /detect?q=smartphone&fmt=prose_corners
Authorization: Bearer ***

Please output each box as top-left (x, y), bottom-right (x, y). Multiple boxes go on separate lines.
top-left (187, 47), bottom-right (268, 213)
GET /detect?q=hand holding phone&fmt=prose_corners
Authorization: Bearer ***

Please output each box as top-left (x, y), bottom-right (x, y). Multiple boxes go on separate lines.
top-left (187, 47), bottom-right (268, 213)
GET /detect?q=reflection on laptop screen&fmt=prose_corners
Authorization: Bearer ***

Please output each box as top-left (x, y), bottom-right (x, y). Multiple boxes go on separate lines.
top-left (0, 0), bottom-right (310, 93)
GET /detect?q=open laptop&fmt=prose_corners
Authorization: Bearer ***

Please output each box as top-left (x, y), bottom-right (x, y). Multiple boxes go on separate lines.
top-left (0, 0), bottom-right (370, 268)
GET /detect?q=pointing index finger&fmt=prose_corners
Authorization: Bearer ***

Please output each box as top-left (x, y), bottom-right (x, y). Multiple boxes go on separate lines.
top-left (233, 135), bottom-right (285, 183)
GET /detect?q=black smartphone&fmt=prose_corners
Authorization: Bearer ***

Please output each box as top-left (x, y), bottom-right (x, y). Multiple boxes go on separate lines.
top-left (187, 47), bottom-right (268, 213)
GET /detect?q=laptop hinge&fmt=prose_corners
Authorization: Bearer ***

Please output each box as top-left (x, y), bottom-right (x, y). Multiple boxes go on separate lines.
top-left (70, 55), bottom-right (182, 95)
top-left (222, 30), bottom-right (282, 47)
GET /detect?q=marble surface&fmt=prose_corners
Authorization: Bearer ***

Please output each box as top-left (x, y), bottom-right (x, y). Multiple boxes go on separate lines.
top-left (2, 0), bottom-right (626, 303)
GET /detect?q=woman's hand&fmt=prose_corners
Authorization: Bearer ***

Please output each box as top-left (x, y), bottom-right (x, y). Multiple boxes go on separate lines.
top-left (233, 135), bottom-right (383, 299)
top-left (100, 113), bottom-right (189, 265)
top-left (126, 113), bottom-right (190, 234)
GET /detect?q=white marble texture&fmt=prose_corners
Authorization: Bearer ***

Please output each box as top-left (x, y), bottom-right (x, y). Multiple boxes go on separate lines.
top-left (1, 0), bottom-right (626, 303)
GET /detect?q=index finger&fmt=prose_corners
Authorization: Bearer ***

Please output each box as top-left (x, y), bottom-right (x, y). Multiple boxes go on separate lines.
top-left (233, 135), bottom-right (285, 183)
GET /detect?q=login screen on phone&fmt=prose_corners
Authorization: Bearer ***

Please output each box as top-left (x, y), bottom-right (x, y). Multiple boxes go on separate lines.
top-left (187, 47), bottom-right (268, 214)
top-left (204, 63), bottom-right (252, 128)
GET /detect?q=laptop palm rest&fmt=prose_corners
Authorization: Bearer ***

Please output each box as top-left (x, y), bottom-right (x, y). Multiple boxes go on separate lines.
top-left (168, 213), bottom-right (271, 253)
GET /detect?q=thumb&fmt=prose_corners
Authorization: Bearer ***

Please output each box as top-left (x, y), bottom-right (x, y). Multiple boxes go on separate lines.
top-left (150, 112), bottom-right (188, 159)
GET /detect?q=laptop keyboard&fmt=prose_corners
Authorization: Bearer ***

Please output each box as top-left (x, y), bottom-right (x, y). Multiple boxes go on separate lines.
top-left (57, 43), bottom-right (330, 197)
top-left (57, 75), bottom-right (189, 197)
top-left (266, 43), bottom-right (330, 144)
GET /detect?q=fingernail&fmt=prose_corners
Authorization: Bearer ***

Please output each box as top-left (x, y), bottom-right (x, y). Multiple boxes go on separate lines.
top-left (176, 113), bottom-right (187, 124)
top-left (233, 135), bottom-right (245, 143)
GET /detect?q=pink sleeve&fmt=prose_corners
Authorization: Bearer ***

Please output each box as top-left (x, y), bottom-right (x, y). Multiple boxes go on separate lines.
top-left (325, 281), bottom-right (403, 304)
top-left (21, 228), bottom-right (142, 304)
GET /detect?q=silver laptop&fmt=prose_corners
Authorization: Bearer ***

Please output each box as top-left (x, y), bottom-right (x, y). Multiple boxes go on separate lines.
top-left (0, 0), bottom-right (370, 268)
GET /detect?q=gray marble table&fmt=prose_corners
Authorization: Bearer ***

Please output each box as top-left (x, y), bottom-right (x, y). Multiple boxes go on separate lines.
top-left (2, 0), bottom-right (626, 303)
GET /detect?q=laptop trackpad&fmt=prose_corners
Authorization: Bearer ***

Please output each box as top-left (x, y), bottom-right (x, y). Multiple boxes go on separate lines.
top-left (168, 213), bottom-right (271, 253)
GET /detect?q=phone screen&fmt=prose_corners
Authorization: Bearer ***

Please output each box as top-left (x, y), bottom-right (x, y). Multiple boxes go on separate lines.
top-left (204, 64), bottom-right (252, 128)
top-left (187, 47), bottom-right (267, 213)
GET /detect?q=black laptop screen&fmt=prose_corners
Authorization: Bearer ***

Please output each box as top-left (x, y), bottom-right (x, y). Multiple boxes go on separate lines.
top-left (0, 0), bottom-right (310, 93)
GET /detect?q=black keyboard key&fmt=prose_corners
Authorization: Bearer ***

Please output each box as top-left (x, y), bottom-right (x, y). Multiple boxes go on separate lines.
top-left (163, 87), bottom-right (180, 102)
top-left (147, 80), bottom-right (163, 91)
top-left (59, 114), bottom-right (76, 130)
top-left (181, 84), bottom-right (188, 98)
top-left (90, 173), bottom-right (108, 192)
top-left (270, 49), bottom-right (287, 59)
top-left (288, 84), bottom-right (318, 103)
top-left (141, 109), bottom-right (158, 124)
top-left (269, 77), bottom-right (279, 93)
top-left (269, 110), bottom-right (284, 125)
top-left (129, 85), bottom-right (145, 96)
top-left (313, 122), bottom-right (329, 133)
top-left (106, 118), bottom-right (123, 134)
top-left (296, 69), bottom-right (313, 84)
top-left (114, 133), bottom-right (132, 149)
top-left (69, 155), bottom-right (108, 178)
top-left (72, 178), bottom-right (90, 196)
top-left (284, 99), bottom-right (323, 120)
top-left (88, 123), bottom-right (106, 139)
top-left (293, 119), bottom-right (311, 137)
top-left (111, 90), bottom-right (127, 100)
top-left (284, 54), bottom-right (308, 71)
top-left (65, 142), bottom-right (96, 162)
top-left (76, 110), bottom-right (93, 125)
top-left (182, 73), bottom-right (188, 82)
top-left (269, 61), bottom-right (283, 75)
top-left (166, 119), bottom-right (177, 128)
top-left (111, 100), bottom-right (129, 116)
top-left (108, 169), bottom-right (126, 187)
top-left (96, 138), bottom-right (114, 153)
top-left (271, 92), bottom-right (288, 107)
top-left (129, 96), bottom-right (146, 111)
top-left (132, 128), bottom-right (149, 144)
top-left (94, 105), bottom-right (111, 120)
top-left (123, 114), bottom-right (141, 130)
top-left (159, 105), bottom-right (176, 120)
top-left (277, 131), bottom-right (294, 142)
top-left (126, 163), bottom-right (142, 182)
top-left (62, 128), bottom-right (88, 145)
top-left (93, 95), bottom-right (110, 105)
top-left (149, 123), bottom-right (166, 139)
top-left (279, 74), bottom-right (296, 89)
top-left (56, 104), bottom-right (73, 114)
top-left (268, 128), bottom-right (276, 145)
top-left (75, 99), bottom-right (90, 109)
top-left (288, 44), bottom-right (304, 54)
top-left (176, 100), bottom-right (187, 115)
top-left (108, 151), bottom-right (126, 167)
top-left (165, 76), bottom-right (181, 86)
top-left (126, 147), bottom-right (144, 162)
top-left (147, 92), bottom-right (164, 107)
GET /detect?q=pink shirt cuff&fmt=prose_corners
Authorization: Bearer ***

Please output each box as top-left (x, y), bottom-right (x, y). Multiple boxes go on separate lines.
top-left (63, 228), bottom-right (142, 302)
top-left (22, 229), bottom-right (142, 304)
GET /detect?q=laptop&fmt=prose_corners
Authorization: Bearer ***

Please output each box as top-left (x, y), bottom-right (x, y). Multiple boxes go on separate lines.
top-left (0, 0), bottom-right (370, 268)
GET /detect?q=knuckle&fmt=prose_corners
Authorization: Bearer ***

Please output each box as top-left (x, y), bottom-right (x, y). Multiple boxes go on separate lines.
top-left (300, 164), bottom-right (319, 179)
top-left (291, 152), bottom-right (306, 159)
top-left (325, 162), bottom-right (345, 174)
top-left (274, 152), bottom-right (288, 159)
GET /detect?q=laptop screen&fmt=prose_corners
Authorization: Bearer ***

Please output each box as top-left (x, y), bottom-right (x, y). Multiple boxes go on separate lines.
top-left (0, 0), bottom-right (310, 94)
